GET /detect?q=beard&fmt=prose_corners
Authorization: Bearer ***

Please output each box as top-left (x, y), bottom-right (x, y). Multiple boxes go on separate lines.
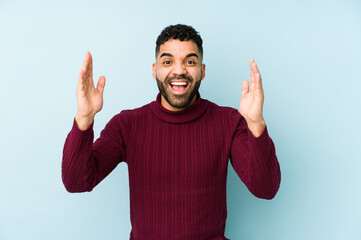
top-left (156, 73), bottom-right (202, 109)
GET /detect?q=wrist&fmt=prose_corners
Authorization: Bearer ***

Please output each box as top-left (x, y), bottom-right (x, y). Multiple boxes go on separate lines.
top-left (75, 113), bottom-right (94, 130)
top-left (246, 118), bottom-right (265, 138)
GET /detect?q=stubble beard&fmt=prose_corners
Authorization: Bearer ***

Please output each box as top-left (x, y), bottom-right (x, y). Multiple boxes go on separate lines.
top-left (156, 73), bottom-right (202, 109)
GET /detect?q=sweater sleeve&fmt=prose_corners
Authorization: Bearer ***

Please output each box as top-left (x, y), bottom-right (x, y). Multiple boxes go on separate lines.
top-left (230, 110), bottom-right (281, 199)
top-left (62, 113), bottom-right (127, 193)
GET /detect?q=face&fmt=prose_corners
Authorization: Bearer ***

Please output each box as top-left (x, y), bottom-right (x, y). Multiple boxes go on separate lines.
top-left (153, 39), bottom-right (205, 111)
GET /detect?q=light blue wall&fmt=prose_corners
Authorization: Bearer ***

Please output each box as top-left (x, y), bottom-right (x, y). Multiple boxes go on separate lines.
top-left (1, 0), bottom-right (360, 239)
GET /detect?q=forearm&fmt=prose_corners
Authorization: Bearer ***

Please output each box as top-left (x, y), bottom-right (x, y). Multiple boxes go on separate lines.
top-left (62, 119), bottom-right (98, 193)
top-left (62, 114), bottom-right (125, 193)
top-left (245, 126), bottom-right (281, 199)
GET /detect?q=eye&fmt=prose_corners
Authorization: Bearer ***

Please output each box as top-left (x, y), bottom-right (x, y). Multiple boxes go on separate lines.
top-left (186, 60), bottom-right (196, 65)
top-left (163, 61), bottom-right (171, 65)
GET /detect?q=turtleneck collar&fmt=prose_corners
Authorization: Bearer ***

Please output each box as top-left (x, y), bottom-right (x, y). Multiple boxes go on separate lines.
top-left (150, 92), bottom-right (208, 124)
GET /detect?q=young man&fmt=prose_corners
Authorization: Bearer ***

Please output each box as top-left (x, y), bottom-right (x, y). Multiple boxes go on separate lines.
top-left (62, 24), bottom-right (281, 240)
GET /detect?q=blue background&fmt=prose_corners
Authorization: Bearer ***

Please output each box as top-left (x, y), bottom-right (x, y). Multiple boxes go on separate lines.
top-left (1, 0), bottom-right (360, 239)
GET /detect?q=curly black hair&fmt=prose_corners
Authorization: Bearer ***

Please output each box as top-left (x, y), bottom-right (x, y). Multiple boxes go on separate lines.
top-left (155, 24), bottom-right (203, 58)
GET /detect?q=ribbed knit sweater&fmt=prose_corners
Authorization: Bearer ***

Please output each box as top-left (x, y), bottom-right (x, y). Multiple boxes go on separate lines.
top-left (62, 93), bottom-right (281, 240)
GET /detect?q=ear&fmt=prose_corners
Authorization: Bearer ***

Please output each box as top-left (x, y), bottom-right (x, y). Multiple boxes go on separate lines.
top-left (201, 63), bottom-right (206, 80)
top-left (152, 62), bottom-right (156, 80)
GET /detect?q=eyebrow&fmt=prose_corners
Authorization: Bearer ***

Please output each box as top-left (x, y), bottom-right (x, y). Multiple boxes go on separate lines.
top-left (159, 52), bottom-right (199, 59)
top-left (185, 53), bottom-right (199, 59)
top-left (159, 53), bottom-right (173, 58)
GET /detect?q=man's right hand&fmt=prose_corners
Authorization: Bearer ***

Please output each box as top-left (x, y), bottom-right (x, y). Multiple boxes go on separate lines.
top-left (75, 51), bottom-right (106, 130)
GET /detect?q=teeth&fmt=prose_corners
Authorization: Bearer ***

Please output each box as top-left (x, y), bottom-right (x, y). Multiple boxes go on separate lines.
top-left (170, 82), bottom-right (188, 86)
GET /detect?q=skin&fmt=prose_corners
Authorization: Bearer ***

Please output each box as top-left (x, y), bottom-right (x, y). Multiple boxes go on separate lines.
top-left (152, 39), bottom-right (205, 111)
top-left (75, 51), bottom-right (105, 131)
top-left (75, 41), bottom-right (265, 137)
top-left (239, 59), bottom-right (266, 137)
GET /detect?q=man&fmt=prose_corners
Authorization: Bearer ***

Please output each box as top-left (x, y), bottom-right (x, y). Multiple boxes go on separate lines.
top-left (62, 24), bottom-right (281, 240)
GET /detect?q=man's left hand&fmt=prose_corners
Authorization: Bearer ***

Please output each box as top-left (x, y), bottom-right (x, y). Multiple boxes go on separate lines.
top-left (239, 59), bottom-right (266, 137)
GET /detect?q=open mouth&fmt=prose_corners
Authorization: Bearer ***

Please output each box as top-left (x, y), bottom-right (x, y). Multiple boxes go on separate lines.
top-left (169, 81), bottom-right (190, 95)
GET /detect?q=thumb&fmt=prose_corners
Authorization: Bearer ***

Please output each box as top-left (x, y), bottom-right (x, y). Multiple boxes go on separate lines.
top-left (97, 76), bottom-right (106, 94)
top-left (241, 79), bottom-right (249, 97)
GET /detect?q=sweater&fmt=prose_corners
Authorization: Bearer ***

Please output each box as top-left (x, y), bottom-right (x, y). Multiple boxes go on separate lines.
top-left (62, 92), bottom-right (281, 240)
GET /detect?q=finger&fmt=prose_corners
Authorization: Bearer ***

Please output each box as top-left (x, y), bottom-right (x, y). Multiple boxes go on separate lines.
top-left (254, 61), bottom-right (260, 73)
top-left (250, 59), bottom-right (258, 92)
top-left (83, 51), bottom-right (96, 89)
top-left (89, 51), bottom-right (93, 79)
top-left (83, 51), bottom-right (93, 80)
top-left (241, 79), bottom-right (249, 97)
top-left (97, 76), bottom-right (106, 95)
top-left (254, 62), bottom-right (263, 89)
top-left (79, 60), bottom-right (91, 90)
top-left (250, 59), bottom-right (255, 83)
top-left (255, 73), bottom-right (262, 90)
top-left (81, 51), bottom-right (90, 73)
top-left (78, 69), bottom-right (86, 90)
top-left (78, 68), bottom-right (85, 81)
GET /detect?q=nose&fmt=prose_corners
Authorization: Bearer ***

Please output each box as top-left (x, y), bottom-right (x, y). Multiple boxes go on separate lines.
top-left (172, 62), bottom-right (187, 75)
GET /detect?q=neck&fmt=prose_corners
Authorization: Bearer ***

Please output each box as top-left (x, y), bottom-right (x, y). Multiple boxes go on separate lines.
top-left (160, 95), bottom-right (197, 112)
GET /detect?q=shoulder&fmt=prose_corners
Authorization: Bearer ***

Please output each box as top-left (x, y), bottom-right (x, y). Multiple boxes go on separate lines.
top-left (204, 99), bottom-right (240, 117)
top-left (109, 102), bottom-right (152, 126)
top-left (119, 102), bottom-right (151, 117)
top-left (102, 103), bottom-right (152, 139)
top-left (203, 99), bottom-right (245, 127)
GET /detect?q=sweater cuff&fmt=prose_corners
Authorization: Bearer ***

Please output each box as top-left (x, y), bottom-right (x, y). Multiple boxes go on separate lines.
top-left (247, 125), bottom-right (271, 147)
top-left (71, 117), bottom-right (94, 136)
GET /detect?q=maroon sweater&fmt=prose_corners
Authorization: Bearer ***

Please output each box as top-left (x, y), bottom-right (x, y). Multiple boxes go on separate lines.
top-left (62, 93), bottom-right (281, 240)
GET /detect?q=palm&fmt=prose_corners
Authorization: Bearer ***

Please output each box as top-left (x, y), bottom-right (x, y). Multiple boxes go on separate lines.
top-left (76, 51), bottom-right (106, 118)
top-left (239, 59), bottom-right (264, 123)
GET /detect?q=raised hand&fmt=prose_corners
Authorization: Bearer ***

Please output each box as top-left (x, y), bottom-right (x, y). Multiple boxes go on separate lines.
top-left (239, 59), bottom-right (265, 137)
top-left (75, 51), bottom-right (106, 130)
